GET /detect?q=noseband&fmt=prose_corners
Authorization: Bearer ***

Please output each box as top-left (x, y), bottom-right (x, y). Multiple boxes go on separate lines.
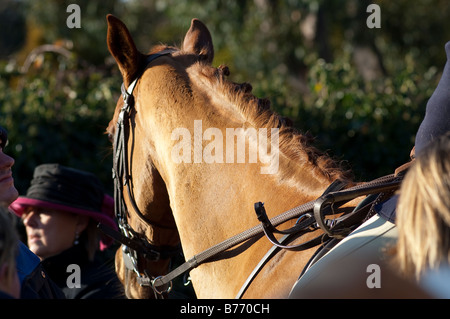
top-left (108, 49), bottom-right (181, 296)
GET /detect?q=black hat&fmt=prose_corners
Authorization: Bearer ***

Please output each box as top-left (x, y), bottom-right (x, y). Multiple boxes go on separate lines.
top-left (10, 164), bottom-right (116, 249)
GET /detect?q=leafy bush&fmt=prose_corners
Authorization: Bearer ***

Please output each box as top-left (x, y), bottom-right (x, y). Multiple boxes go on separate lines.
top-left (0, 0), bottom-right (446, 192)
top-left (0, 54), bottom-right (121, 194)
top-left (295, 51), bottom-right (438, 180)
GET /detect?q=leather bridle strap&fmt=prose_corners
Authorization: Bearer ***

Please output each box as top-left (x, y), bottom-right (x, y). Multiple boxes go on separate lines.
top-left (313, 174), bottom-right (402, 239)
top-left (110, 50), bottom-right (181, 291)
top-left (152, 186), bottom-right (339, 289)
top-left (114, 50), bottom-right (177, 231)
top-left (98, 223), bottom-right (181, 261)
top-left (234, 179), bottom-right (346, 299)
top-left (152, 174), bottom-right (402, 291)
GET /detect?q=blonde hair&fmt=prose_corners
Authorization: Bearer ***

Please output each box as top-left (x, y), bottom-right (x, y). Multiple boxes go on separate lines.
top-left (0, 206), bottom-right (19, 287)
top-left (396, 132), bottom-right (450, 280)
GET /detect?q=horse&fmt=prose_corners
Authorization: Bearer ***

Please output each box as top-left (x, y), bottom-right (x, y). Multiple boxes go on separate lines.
top-left (105, 14), bottom-right (366, 299)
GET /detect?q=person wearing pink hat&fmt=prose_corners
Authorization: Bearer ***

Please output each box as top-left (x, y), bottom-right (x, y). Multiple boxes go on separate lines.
top-left (10, 163), bottom-right (124, 299)
top-left (1, 126), bottom-right (64, 299)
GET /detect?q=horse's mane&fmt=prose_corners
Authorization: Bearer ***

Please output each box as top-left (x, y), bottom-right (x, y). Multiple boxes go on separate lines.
top-left (149, 45), bottom-right (353, 183)
top-left (202, 63), bottom-right (353, 183)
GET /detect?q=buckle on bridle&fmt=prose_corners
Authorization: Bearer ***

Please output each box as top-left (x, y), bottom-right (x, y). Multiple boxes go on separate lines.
top-left (121, 87), bottom-right (134, 108)
top-left (151, 276), bottom-right (173, 295)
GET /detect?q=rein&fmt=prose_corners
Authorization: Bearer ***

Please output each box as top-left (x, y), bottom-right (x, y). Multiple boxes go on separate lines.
top-left (103, 49), bottom-right (405, 298)
top-left (152, 173), bottom-right (402, 296)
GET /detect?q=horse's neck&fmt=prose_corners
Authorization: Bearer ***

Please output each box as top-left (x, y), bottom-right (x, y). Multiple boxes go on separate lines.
top-left (165, 121), bottom-right (332, 239)
top-left (154, 79), bottom-right (339, 297)
top-left (165, 146), bottom-right (334, 298)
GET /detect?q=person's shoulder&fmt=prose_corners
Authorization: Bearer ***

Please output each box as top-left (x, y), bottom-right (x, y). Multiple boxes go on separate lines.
top-left (16, 241), bottom-right (40, 283)
top-left (0, 291), bottom-right (15, 299)
top-left (419, 264), bottom-right (450, 298)
top-left (76, 259), bottom-right (125, 299)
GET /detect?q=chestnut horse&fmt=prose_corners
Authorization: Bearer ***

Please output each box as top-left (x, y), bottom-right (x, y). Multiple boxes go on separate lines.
top-left (106, 15), bottom-right (358, 299)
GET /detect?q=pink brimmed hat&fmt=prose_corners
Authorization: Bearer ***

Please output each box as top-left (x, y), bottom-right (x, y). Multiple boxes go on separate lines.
top-left (9, 163), bottom-right (117, 249)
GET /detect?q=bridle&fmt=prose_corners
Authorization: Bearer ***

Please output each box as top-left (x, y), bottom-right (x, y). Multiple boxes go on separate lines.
top-left (101, 49), bottom-right (181, 297)
top-left (100, 48), bottom-right (406, 298)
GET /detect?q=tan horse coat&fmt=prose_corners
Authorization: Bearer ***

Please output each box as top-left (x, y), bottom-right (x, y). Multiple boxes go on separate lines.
top-left (106, 15), bottom-right (355, 298)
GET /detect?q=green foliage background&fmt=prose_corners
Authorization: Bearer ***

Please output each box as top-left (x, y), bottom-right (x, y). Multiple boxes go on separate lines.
top-left (1, 0), bottom-right (449, 194)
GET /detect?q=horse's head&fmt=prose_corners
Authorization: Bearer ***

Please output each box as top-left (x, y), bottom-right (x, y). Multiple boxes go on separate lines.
top-left (105, 14), bottom-right (213, 298)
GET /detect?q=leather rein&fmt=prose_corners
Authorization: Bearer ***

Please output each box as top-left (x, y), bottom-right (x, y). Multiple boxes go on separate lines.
top-left (99, 49), bottom-right (405, 298)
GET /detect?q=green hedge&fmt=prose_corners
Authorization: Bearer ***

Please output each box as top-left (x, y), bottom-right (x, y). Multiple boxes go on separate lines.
top-left (0, 47), bottom-right (438, 195)
top-left (1, 0), bottom-right (445, 192)
top-left (0, 55), bottom-right (120, 194)
top-left (290, 51), bottom-right (438, 180)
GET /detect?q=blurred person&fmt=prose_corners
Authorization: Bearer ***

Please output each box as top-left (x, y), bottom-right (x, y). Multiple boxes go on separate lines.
top-left (0, 126), bottom-right (18, 207)
top-left (0, 206), bottom-right (20, 299)
top-left (376, 41), bottom-right (450, 223)
top-left (10, 163), bottom-right (125, 299)
top-left (395, 132), bottom-right (450, 297)
top-left (1, 125), bottom-right (64, 299)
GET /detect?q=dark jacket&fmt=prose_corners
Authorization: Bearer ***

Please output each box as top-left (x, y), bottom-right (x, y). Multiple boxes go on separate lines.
top-left (377, 41), bottom-right (450, 224)
top-left (0, 291), bottom-right (14, 299)
top-left (41, 244), bottom-right (124, 299)
top-left (17, 241), bottom-right (65, 299)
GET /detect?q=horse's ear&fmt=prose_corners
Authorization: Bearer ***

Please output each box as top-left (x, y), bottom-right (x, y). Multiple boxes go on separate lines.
top-left (106, 14), bottom-right (145, 87)
top-left (182, 19), bottom-right (214, 64)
